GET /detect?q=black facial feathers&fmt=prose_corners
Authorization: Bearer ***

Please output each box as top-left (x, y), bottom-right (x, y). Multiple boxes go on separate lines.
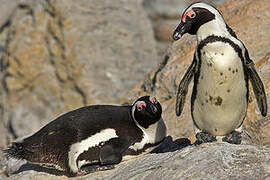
top-left (187, 7), bottom-right (215, 35)
top-left (132, 96), bottom-right (162, 128)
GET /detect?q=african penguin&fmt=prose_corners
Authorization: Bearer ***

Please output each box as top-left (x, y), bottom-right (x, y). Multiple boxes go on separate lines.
top-left (5, 96), bottom-right (166, 176)
top-left (173, 2), bottom-right (267, 144)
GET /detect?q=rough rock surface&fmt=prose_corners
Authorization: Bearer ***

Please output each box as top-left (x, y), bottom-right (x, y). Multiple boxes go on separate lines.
top-left (2, 140), bottom-right (270, 180)
top-left (1, 0), bottom-right (270, 179)
top-left (0, 0), bottom-right (157, 141)
top-left (122, 0), bottom-right (270, 145)
top-left (0, 0), bottom-right (19, 149)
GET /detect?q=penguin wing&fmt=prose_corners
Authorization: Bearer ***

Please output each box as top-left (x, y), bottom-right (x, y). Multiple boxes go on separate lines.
top-left (245, 53), bottom-right (267, 116)
top-left (99, 138), bottom-right (131, 165)
top-left (176, 55), bottom-right (197, 116)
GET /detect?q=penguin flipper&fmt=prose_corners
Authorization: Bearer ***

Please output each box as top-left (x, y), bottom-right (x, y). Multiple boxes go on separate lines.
top-left (245, 59), bottom-right (267, 117)
top-left (99, 138), bottom-right (130, 165)
top-left (176, 56), bottom-right (197, 116)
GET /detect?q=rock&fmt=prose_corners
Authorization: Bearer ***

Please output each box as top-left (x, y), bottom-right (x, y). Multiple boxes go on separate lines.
top-left (141, 0), bottom-right (227, 62)
top-left (0, 0), bottom-right (157, 139)
top-left (1, 0), bottom-right (270, 179)
top-left (0, 150), bottom-right (7, 179)
top-left (0, 0), bottom-right (17, 28)
top-left (3, 141), bottom-right (270, 180)
top-left (122, 0), bottom-right (270, 145)
top-left (0, 0), bottom-right (19, 149)
top-left (153, 20), bottom-right (177, 42)
top-left (0, 123), bottom-right (9, 149)
top-left (142, 0), bottom-right (226, 20)
top-left (141, 0), bottom-right (192, 61)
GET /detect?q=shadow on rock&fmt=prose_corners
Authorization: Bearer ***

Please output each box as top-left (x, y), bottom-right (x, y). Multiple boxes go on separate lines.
top-left (151, 136), bottom-right (191, 153)
top-left (12, 162), bottom-right (68, 176)
top-left (8, 136), bottom-right (191, 177)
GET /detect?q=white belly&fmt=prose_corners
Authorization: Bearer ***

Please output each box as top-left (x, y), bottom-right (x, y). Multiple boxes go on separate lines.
top-left (193, 42), bottom-right (247, 136)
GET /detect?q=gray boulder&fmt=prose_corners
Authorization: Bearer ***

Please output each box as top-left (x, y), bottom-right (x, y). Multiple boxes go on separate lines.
top-left (3, 139), bottom-right (270, 180)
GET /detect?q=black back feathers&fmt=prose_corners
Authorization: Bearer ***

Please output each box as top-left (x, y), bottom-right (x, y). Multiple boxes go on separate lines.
top-left (4, 142), bottom-right (33, 160)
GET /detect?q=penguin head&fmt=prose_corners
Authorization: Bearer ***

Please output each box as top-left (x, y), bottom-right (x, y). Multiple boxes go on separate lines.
top-left (173, 2), bottom-right (224, 40)
top-left (132, 96), bottom-right (162, 129)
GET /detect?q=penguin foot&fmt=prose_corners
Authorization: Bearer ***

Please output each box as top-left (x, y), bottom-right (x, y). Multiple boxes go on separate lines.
top-left (76, 169), bottom-right (88, 176)
top-left (222, 131), bottom-right (242, 144)
top-left (77, 164), bottom-right (115, 176)
top-left (195, 132), bottom-right (216, 145)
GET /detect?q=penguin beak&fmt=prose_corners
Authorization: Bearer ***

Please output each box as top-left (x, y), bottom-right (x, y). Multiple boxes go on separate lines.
top-left (172, 22), bottom-right (188, 41)
top-left (150, 104), bottom-right (158, 114)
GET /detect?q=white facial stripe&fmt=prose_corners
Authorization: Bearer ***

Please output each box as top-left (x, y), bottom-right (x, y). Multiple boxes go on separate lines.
top-left (68, 128), bottom-right (118, 172)
top-left (132, 102), bottom-right (136, 122)
top-left (185, 3), bottom-right (221, 18)
top-left (131, 101), bottom-right (142, 129)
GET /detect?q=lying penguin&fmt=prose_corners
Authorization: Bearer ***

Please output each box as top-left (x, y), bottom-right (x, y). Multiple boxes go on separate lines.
top-left (5, 95), bottom-right (166, 176)
top-left (173, 2), bottom-right (267, 144)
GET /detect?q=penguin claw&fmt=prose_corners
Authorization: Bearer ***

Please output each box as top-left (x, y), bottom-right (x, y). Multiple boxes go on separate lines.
top-left (222, 131), bottom-right (242, 144)
top-left (195, 132), bottom-right (217, 145)
top-left (77, 164), bottom-right (115, 176)
top-left (97, 165), bottom-right (114, 171)
top-left (77, 169), bottom-right (88, 176)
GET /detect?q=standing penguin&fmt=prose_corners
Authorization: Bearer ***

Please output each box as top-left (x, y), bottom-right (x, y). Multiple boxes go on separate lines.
top-left (173, 2), bottom-right (267, 144)
top-left (5, 96), bottom-right (166, 176)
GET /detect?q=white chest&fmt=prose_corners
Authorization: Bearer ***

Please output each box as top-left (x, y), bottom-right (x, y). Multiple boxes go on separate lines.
top-left (127, 118), bottom-right (166, 153)
top-left (193, 42), bottom-right (247, 135)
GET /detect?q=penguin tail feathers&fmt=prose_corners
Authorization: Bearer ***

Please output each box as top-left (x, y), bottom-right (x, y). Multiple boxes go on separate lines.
top-left (4, 142), bottom-right (33, 160)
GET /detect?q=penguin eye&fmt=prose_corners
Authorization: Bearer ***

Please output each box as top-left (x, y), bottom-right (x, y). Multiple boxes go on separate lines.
top-left (137, 101), bottom-right (146, 111)
top-left (190, 12), bottom-right (196, 18)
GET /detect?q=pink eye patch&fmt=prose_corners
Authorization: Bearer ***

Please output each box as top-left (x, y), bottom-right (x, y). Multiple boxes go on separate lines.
top-left (182, 9), bottom-right (196, 23)
top-left (137, 101), bottom-right (146, 109)
top-left (149, 97), bottom-right (156, 103)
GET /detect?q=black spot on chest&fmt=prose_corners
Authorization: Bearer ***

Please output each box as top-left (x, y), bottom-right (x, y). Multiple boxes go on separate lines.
top-left (215, 96), bottom-right (223, 106)
top-left (207, 95), bottom-right (223, 106)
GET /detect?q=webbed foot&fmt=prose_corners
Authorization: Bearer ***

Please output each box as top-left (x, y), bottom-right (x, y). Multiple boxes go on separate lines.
top-left (77, 164), bottom-right (115, 176)
top-left (195, 132), bottom-right (216, 145)
top-left (222, 131), bottom-right (242, 144)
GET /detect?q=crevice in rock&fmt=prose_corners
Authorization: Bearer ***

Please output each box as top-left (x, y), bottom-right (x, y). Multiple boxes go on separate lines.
top-left (44, 2), bottom-right (87, 106)
top-left (141, 55), bottom-right (170, 93)
top-left (7, 116), bottom-right (17, 139)
top-left (0, 21), bottom-right (10, 34)
top-left (74, 84), bottom-right (87, 105)
top-left (47, 23), bottom-right (65, 51)
top-left (43, 0), bottom-right (56, 18)
top-left (1, 69), bottom-right (10, 95)
top-left (150, 54), bottom-right (170, 91)
top-left (17, 3), bottom-right (34, 19)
